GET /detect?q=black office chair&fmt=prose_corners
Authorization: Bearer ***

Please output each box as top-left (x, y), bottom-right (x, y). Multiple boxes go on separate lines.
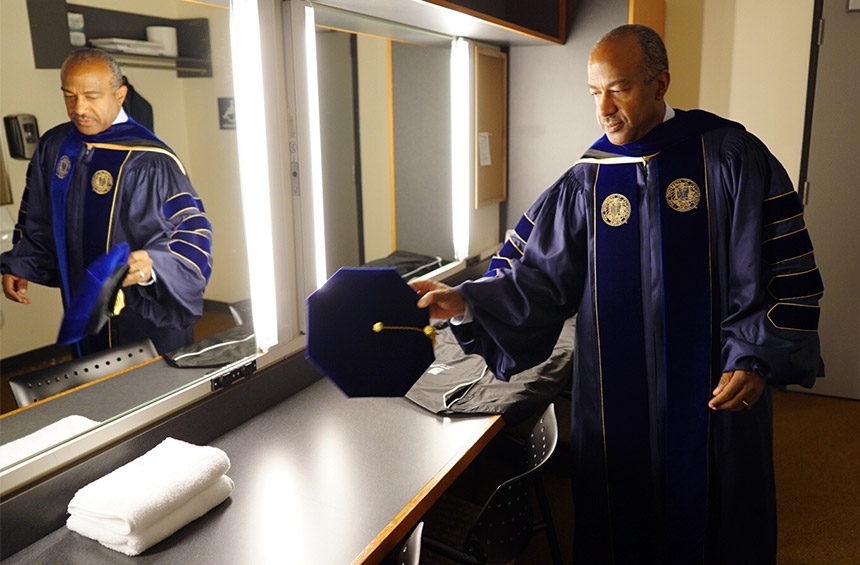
top-left (421, 403), bottom-right (563, 564)
top-left (228, 298), bottom-right (252, 327)
top-left (392, 521), bottom-right (424, 565)
top-left (8, 339), bottom-right (157, 408)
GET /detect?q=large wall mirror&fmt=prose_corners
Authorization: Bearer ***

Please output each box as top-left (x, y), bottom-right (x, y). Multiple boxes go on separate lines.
top-left (314, 11), bottom-right (455, 278)
top-left (1, 0), bottom-right (531, 493)
top-left (0, 0), bottom-right (253, 476)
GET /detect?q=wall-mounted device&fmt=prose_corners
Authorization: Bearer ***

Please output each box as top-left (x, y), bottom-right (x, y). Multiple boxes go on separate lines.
top-left (1, 146), bottom-right (13, 206)
top-left (4, 114), bottom-right (40, 160)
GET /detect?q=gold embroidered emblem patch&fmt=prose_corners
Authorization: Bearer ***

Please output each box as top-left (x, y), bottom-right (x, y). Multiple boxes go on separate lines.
top-left (601, 193), bottom-right (631, 227)
top-left (91, 170), bottom-right (114, 195)
top-left (56, 155), bottom-right (71, 179)
top-left (666, 178), bottom-right (701, 212)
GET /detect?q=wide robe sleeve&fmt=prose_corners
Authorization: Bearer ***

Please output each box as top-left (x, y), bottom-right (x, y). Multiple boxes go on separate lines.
top-left (113, 152), bottom-right (213, 330)
top-left (714, 130), bottom-right (823, 387)
top-left (451, 169), bottom-right (588, 379)
top-left (0, 127), bottom-right (68, 287)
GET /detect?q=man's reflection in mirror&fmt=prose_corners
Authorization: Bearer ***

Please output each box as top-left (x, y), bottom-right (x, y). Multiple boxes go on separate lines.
top-left (1, 48), bottom-right (213, 356)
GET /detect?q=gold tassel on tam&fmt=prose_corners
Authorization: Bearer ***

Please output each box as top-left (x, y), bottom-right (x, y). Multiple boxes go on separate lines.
top-left (372, 322), bottom-right (436, 348)
top-left (112, 289), bottom-right (126, 316)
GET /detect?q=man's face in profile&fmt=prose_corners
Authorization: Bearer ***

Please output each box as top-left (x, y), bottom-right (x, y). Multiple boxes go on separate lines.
top-left (61, 60), bottom-right (127, 136)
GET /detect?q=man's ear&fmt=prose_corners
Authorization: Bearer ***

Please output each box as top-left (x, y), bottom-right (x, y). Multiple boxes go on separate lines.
top-left (115, 84), bottom-right (129, 106)
top-left (654, 70), bottom-right (670, 100)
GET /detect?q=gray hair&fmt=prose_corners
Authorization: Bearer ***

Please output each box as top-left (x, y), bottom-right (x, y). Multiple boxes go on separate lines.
top-left (595, 24), bottom-right (668, 82)
top-left (61, 48), bottom-right (124, 91)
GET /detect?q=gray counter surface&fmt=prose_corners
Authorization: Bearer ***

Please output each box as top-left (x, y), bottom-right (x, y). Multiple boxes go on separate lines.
top-left (3, 378), bottom-right (502, 564)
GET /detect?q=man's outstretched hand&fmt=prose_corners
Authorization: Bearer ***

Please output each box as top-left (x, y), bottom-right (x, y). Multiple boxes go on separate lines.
top-left (410, 280), bottom-right (466, 320)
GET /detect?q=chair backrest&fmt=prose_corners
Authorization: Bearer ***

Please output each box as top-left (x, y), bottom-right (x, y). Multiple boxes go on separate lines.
top-left (397, 521), bottom-right (424, 565)
top-left (465, 403), bottom-right (558, 562)
top-left (228, 299), bottom-right (252, 326)
top-left (524, 401), bottom-right (559, 472)
top-left (8, 339), bottom-right (158, 408)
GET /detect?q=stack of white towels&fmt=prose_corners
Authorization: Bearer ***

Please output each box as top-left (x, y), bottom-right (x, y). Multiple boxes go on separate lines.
top-left (66, 437), bottom-right (233, 556)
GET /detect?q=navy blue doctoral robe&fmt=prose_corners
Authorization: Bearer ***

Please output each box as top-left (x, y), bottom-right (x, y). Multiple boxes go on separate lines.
top-left (451, 110), bottom-right (823, 564)
top-left (2, 119), bottom-right (213, 355)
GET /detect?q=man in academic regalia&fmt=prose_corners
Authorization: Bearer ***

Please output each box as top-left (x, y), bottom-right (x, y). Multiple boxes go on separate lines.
top-left (412, 25), bottom-right (823, 564)
top-left (1, 48), bottom-right (212, 355)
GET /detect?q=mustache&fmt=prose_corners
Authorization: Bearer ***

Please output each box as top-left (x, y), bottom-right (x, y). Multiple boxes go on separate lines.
top-left (602, 116), bottom-right (621, 126)
top-left (72, 113), bottom-right (93, 121)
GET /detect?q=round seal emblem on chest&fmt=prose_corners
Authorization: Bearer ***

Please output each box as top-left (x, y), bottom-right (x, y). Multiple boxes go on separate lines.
top-left (601, 193), bottom-right (631, 227)
top-left (91, 170), bottom-right (114, 195)
top-left (665, 178), bottom-right (701, 212)
top-left (56, 155), bottom-right (71, 179)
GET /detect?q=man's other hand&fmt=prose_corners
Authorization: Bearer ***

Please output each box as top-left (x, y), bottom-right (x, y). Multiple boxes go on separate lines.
top-left (122, 250), bottom-right (155, 287)
top-left (410, 280), bottom-right (466, 320)
top-left (2, 274), bottom-right (31, 304)
top-left (709, 370), bottom-right (765, 411)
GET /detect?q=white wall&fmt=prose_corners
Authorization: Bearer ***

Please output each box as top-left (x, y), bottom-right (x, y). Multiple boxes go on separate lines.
top-left (793, 1), bottom-right (860, 399)
top-left (504, 0), bottom-right (628, 228)
top-left (69, 0), bottom-right (194, 162)
top-left (699, 0), bottom-right (814, 185)
top-left (174, 1), bottom-right (249, 305)
top-left (391, 40), bottom-right (455, 261)
top-left (1, 0), bottom-right (79, 356)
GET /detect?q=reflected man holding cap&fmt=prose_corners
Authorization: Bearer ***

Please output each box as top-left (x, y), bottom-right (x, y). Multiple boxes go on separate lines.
top-left (1, 48), bottom-right (213, 355)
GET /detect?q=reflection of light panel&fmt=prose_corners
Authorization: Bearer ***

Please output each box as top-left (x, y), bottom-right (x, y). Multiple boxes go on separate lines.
top-left (230, 0), bottom-right (277, 350)
top-left (451, 38), bottom-right (470, 260)
top-left (304, 6), bottom-right (328, 289)
top-left (255, 455), bottom-right (307, 561)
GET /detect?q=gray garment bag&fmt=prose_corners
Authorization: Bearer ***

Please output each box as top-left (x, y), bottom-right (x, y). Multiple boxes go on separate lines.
top-left (406, 317), bottom-right (574, 426)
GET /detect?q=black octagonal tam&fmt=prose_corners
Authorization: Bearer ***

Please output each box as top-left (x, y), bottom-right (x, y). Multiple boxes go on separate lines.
top-left (306, 267), bottom-right (436, 397)
top-left (57, 242), bottom-right (130, 345)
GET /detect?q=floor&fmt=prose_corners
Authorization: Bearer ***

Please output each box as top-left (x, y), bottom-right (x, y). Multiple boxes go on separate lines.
top-left (411, 388), bottom-right (860, 564)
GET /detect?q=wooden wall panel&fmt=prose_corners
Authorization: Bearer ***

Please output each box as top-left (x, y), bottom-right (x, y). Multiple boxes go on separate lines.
top-left (474, 47), bottom-right (507, 209)
top-left (629, 0), bottom-right (666, 37)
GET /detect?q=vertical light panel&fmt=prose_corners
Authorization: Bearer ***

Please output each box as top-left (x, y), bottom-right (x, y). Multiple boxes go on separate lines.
top-left (229, 0), bottom-right (277, 350)
top-left (304, 6), bottom-right (328, 289)
top-left (450, 37), bottom-right (471, 260)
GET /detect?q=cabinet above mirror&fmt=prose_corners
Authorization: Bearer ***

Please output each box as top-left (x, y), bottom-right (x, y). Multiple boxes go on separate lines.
top-left (311, 0), bottom-right (566, 47)
top-left (422, 0), bottom-right (567, 44)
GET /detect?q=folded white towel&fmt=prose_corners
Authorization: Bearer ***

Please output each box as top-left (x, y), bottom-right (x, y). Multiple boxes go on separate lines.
top-left (0, 415), bottom-right (99, 469)
top-left (67, 474), bottom-right (234, 556)
top-left (67, 437), bottom-right (230, 535)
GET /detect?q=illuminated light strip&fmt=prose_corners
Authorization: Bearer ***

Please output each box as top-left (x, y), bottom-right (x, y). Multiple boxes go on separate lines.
top-left (388, 39), bottom-right (397, 251)
top-left (302, 6), bottom-right (328, 290)
top-left (230, 0), bottom-right (277, 350)
top-left (451, 37), bottom-right (471, 261)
